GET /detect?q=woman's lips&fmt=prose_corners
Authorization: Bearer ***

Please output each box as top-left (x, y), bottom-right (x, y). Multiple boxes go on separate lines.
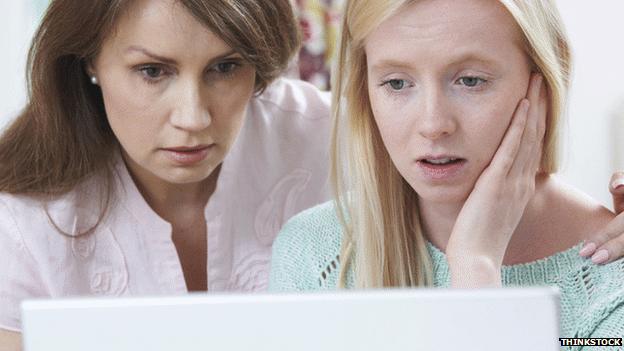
top-left (161, 145), bottom-right (213, 165)
top-left (416, 158), bottom-right (467, 181)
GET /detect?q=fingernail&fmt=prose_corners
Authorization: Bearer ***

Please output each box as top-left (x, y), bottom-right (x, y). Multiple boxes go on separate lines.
top-left (591, 249), bottom-right (609, 264)
top-left (611, 177), bottom-right (624, 190)
top-left (579, 242), bottom-right (597, 257)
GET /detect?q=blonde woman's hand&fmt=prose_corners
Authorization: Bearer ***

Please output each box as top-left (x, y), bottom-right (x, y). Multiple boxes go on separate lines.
top-left (578, 172), bottom-right (624, 264)
top-left (446, 73), bottom-right (547, 288)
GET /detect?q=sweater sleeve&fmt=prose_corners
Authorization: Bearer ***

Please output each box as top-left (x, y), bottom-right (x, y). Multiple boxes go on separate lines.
top-left (0, 198), bottom-right (48, 332)
top-left (269, 201), bottom-right (345, 292)
top-left (268, 212), bottom-right (317, 292)
top-left (581, 303), bottom-right (624, 350)
top-left (575, 259), bottom-right (624, 350)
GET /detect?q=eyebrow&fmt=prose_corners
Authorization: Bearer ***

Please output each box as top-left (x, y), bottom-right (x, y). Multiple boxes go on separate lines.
top-left (370, 53), bottom-right (502, 74)
top-left (124, 45), bottom-right (239, 65)
top-left (370, 59), bottom-right (415, 73)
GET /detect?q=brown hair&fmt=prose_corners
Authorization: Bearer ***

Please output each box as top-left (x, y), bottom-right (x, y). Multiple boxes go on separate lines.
top-left (0, 0), bottom-right (300, 232)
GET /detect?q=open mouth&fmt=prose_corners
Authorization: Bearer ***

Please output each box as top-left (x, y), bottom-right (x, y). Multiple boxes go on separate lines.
top-left (417, 157), bottom-right (467, 180)
top-left (419, 157), bottom-right (465, 165)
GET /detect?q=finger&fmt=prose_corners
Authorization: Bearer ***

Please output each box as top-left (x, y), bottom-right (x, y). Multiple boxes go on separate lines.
top-left (530, 76), bottom-right (547, 175)
top-left (489, 98), bottom-right (530, 175)
top-left (591, 232), bottom-right (624, 265)
top-left (609, 171), bottom-right (624, 214)
top-left (579, 211), bottom-right (624, 261)
top-left (510, 73), bottom-right (542, 177)
top-left (522, 74), bottom-right (544, 176)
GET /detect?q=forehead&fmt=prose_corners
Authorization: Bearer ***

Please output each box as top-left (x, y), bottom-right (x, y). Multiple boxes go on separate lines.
top-left (103, 0), bottom-right (230, 58)
top-left (365, 0), bottom-right (526, 71)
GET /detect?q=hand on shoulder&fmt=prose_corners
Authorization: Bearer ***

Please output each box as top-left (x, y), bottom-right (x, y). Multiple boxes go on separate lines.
top-left (579, 171), bottom-right (624, 264)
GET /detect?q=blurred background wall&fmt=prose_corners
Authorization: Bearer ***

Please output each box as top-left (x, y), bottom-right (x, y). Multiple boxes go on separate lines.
top-left (1, 0), bottom-right (623, 209)
top-left (556, 2), bottom-right (624, 209)
top-left (0, 1), bottom-right (47, 126)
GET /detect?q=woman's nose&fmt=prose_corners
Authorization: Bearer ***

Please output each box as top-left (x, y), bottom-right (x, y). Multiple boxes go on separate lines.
top-left (169, 81), bottom-right (212, 131)
top-left (417, 87), bottom-right (457, 140)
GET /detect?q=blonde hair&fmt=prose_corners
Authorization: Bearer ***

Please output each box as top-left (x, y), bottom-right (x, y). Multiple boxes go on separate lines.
top-left (332, 0), bottom-right (572, 288)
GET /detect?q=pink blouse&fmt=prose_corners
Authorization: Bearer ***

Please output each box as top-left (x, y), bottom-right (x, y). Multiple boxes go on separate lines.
top-left (0, 78), bottom-right (331, 331)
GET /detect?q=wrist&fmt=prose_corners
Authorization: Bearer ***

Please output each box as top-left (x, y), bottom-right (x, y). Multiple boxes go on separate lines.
top-left (447, 253), bottom-right (502, 288)
top-left (446, 237), bottom-right (507, 268)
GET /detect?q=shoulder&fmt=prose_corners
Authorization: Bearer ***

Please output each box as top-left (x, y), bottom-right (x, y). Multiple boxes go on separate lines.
top-left (531, 176), bottom-right (614, 252)
top-left (239, 78), bottom-right (332, 165)
top-left (0, 192), bottom-right (48, 239)
top-left (0, 173), bottom-right (109, 243)
top-left (0, 189), bottom-right (82, 267)
top-left (274, 200), bottom-right (344, 251)
top-left (250, 77), bottom-right (331, 122)
top-left (269, 201), bottom-right (344, 291)
top-left (555, 180), bottom-right (613, 240)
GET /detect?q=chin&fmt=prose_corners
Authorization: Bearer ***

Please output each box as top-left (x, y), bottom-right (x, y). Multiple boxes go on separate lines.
top-left (407, 179), bottom-right (472, 205)
top-left (160, 166), bottom-right (215, 185)
top-left (418, 190), bottom-right (470, 204)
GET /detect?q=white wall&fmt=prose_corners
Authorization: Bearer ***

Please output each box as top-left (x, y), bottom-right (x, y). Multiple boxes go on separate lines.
top-left (0, 1), bottom-right (43, 127)
top-left (0, 1), bottom-right (623, 209)
top-left (557, 1), bottom-right (624, 209)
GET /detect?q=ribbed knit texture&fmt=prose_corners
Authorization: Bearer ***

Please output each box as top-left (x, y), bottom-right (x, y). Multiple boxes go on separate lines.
top-left (269, 201), bottom-right (624, 350)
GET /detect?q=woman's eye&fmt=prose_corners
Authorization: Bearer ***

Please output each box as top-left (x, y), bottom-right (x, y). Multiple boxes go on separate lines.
top-left (385, 79), bottom-right (407, 90)
top-left (458, 76), bottom-right (486, 87)
top-left (138, 65), bottom-right (167, 81)
top-left (214, 61), bottom-right (239, 74)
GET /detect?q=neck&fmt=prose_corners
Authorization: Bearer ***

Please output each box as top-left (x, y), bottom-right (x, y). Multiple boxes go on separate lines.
top-left (122, 152), bottom-right (220, 225)
top-left (420, 175), bottom-right (551, 259)
top-left (419, 197), bottom-right (463, 252)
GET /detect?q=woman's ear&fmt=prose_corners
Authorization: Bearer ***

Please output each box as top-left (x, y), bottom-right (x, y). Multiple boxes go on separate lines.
top-left (84, 59), bottom-right (96, 79)
top-left (84, 60), bottom-right (99, 85)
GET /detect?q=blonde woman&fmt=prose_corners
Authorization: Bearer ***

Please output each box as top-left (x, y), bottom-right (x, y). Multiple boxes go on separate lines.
top-left (270, 0), bottom-right (624, 339)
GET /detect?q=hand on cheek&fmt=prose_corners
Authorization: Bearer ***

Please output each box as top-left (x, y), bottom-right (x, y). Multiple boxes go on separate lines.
top-left (446, 73), bottom-right (547, 287)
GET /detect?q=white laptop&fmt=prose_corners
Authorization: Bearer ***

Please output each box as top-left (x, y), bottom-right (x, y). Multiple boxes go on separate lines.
top-left (22, 287), bottom-right (560, 351)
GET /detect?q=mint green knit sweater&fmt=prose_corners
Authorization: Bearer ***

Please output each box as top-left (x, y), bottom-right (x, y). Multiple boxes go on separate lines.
top-left (269, 201), bottom-right (624, 350)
